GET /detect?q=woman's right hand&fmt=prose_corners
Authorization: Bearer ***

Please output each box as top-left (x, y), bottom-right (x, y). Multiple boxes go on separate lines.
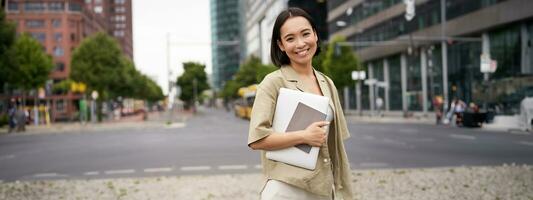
top-left (301, 121), bottom-right (329, 147)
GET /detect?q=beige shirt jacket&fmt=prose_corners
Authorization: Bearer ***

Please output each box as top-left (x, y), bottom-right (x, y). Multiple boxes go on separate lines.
top-left (248, 66), bottom-right (354, 199)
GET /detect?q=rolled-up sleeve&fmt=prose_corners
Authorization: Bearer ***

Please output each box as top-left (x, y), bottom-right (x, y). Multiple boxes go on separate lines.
top-left (248, 76), bottom-right (279, 146)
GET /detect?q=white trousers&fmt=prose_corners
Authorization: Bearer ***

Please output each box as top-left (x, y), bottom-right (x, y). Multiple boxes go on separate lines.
top-left (260, 180), bottom-right (342, 200)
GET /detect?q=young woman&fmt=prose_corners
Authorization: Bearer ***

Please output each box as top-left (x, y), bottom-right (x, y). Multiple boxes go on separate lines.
top-left (248, 7), bottom-right (353, 200)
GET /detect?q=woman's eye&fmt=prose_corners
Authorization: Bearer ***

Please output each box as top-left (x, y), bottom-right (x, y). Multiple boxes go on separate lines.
top-left (286, 38), bottom-right (293, 42)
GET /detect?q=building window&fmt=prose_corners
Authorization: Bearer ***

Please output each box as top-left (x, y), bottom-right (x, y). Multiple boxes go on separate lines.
top-left (114, 0), bottom-right (125, 4)
top-left (53, 46), bottom-right (64, 56)
top-left (54, 33), bottom-right (62, 42)
top-left (52, 19), bottom-right (61, 28)
top-left (30, 32), bottom-right (46, 43)
top-left (113, 30), bottom-right (124, 37)
top-left (56, 99), bottom-right (66, 113)
top-left (70, 33), bottom-right (76, 41)
top-left (26, 20), bottom-right (45, 28)
top-left (55, 62), bottom-right (65, 72)
top-left (68, 2), bottom-right (82, 12)
top-left (49, 2), bottom-right (64, 11)
top-left (24, 2), bottom-right (46, 12)
top-left (94, 6), bottom-right (103, 13)
top-left (7, 2), bottom-right (19, 11)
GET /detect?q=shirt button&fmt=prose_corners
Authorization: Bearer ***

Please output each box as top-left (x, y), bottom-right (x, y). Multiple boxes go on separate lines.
top-left (323, 158), bottom-right (328, 163)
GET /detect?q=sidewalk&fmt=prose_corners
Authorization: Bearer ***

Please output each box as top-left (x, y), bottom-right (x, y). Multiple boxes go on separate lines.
top-left (345, 111), bottom-right (531, 134)
top-left (345, 110), bottom-right (436, 125)
top-left (0, 110), bottom-right (192, 136)
top-left (0, 164), bottom-right (530, 200)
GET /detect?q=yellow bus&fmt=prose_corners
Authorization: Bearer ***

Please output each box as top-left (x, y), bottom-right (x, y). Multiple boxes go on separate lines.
top-left (234, 84), bottom-right (256, 119)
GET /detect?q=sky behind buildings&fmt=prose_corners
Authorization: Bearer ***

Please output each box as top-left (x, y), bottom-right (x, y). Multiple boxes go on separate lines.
top-left (133, 0), bottom-right (212, 94)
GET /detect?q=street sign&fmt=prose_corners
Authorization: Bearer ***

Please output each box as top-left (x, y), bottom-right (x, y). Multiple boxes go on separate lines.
top-left (364, 79), bottom-right (377, 85)
top-left (376, 81), bottom-right (388, 88)
top-left (480, 54), bottom-right (496, 73)
top-left (352, 71), bottom-right (366, 80)
top-left (404, 0), bottom-right (415, 21)
top-left (91, 90), bottom-right (99, 100)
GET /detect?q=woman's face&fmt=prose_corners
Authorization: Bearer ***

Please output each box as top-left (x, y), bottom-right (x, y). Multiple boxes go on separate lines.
top-left (277, 16), bottom-right (318, 67)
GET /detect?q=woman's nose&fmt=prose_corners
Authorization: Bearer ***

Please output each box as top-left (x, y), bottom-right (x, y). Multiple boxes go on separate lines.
top-left (295, 37), bottom-right (305, 48)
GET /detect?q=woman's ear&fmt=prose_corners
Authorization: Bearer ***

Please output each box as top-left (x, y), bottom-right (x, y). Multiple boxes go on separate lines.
top-left (277, 40), bottom-right (285, 52)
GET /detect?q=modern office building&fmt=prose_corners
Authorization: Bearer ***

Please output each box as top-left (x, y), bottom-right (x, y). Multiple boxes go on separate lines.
top-left (242, 0), bottom-right (328, 64)
top-left (328, 0), bottom-right (533, 116)
top-left (210, 0), bottom-right (241, 90)
top-left (3, 0), bottom-right (133, 121)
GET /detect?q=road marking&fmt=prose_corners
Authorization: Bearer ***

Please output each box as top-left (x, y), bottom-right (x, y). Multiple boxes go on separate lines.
top-left (166, 123), bottom-right (186, 129)
top-left (34, 173), bottom-right (61, 178)
top-left (144, 168), bottom-right (173, 173)
top-left (181, 166), bottom-right (211, 171)
top-left (84, 171), bottom-right (99, 176)
top-left (518, 141), bottom-right (533, 146)
top-left (218, 165), bottom-right (248, 170)
top-left (104, 169), bottom-right (135, 175)
top-left (254, 165), bottom-right (262, 169)
top-left (450, 134), bottom-right (476, 140)
top-left (359, 162), bottom-right (389, 167)
top-left (0, 154), bottom-right (15, 160)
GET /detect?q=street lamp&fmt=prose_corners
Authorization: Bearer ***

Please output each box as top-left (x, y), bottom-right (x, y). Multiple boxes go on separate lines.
top-left (352, 70), bottom-right (366, 116)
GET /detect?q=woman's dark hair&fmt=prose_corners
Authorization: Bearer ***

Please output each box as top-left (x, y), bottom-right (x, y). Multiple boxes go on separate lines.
top-left (270, 7), bottom-right (321, 67)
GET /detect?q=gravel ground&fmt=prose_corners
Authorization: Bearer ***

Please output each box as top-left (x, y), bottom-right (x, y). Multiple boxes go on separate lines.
top-left (1, 165), bottom-right (532, 200)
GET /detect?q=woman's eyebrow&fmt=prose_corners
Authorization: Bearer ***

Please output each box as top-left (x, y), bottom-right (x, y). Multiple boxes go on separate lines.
top-left (283, 33), bottom-right (294, 39)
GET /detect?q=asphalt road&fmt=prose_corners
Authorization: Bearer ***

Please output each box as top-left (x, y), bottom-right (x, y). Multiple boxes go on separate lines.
top-left (0, 108), bottom-right (532, 182)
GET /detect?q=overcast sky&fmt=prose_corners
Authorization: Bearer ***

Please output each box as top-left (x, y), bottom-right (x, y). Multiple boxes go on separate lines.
top-left (133, 0), bottom-right (212, 94)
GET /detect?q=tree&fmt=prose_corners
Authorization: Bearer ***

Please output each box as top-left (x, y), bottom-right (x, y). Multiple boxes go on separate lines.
top-left (71, 32), bottom-right (124, 100)
top-left (312, 43), bottom-right (329, 74)
top-left (5, 34), bottom-right (53, 92)
top-left (0, 8), bottom-right (17, 91)
top-left (176, 62), bottom-right (210, 108)
top-left (322, 35), bottom-right (362, 90)
top-left (220, 56), bottom-right (277, 99)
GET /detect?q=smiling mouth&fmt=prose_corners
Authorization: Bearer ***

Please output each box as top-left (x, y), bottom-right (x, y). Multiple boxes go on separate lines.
top-left (295, 48), bottom-right (310, 56)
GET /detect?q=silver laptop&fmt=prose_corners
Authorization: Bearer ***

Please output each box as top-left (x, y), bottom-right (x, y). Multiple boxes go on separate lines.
top-left (266, 88), bottom-right (330, 170)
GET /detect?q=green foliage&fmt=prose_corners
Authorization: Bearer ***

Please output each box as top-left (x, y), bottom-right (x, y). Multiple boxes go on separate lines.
top-left (0, 8), bottom-right (16, 90)
top-left (70, 32), bottom-right (163, 102)
top-left (322, 35), bottom-right (362, 89)
top-left (5, 34), bottom-right (53, 91)
top-left (220, 56), bottom-right (277, 99)
top-left (312, 43), bottom-right (329, 74)
top-left (176, 62), bottom-right (210, 107)
top-left (52, 79), bottom-right (74, 94)
top-left (71, 32), bottom-right (123, 100)
top-left (256, 64), bottom-right (277, 83)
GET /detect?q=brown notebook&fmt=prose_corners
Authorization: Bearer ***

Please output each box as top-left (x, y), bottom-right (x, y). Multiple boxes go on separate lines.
top-left (285, 102), bottom-right (327, 153)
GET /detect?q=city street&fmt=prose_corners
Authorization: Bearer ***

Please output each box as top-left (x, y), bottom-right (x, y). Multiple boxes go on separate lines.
top-left (1, 108), bottom-right (532, 182)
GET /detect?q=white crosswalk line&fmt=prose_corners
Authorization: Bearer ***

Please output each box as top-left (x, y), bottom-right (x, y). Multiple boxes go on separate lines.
top-left (0, 154), bottom-right (15, 160)
top-left (34, 173), bottom-right (60, 178)
top-left (84, 171), bottom-right (99, 176)
top-left (218, 165), bottom-right (248, 170)
top-left (518, 141), bottom-right (533, 146)
top-left (254, 165), bottom-right (262, 169)
top-left (144, 168), bottom-right (173, 173)
top-left (359, 162), bottom-right (389, 167)
top-left (450, 134), bottom-right (476, 140)
top-left (181, 166), bottom-right (211, 171)
top-left (104, 169), bottom-right (135, 175)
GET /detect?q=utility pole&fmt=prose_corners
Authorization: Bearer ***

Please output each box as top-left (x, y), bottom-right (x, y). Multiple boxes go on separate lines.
top-left (441, 0), bottom-right (449, 113)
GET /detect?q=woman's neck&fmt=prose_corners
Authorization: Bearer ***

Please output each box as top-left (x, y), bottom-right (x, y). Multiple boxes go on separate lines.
top-left (290, 62), bottom-right (313, 77)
